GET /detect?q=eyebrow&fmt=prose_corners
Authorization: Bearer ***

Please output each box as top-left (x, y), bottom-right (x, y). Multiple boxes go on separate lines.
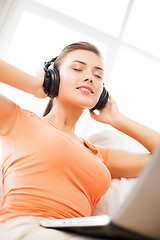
top-left (73, 60), bottom-right (104, 72)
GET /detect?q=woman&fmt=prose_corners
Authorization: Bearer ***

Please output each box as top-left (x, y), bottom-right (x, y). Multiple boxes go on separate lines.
top-left (0, 42), bottom-right (159, 240)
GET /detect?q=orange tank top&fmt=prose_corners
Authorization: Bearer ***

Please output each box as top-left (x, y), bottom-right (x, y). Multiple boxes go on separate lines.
top-left (0, 104), bottom-right (111, 222)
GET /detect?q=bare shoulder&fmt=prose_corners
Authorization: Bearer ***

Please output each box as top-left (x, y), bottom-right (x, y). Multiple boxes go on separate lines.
top-left (0, 94), bottom-right (16, 134)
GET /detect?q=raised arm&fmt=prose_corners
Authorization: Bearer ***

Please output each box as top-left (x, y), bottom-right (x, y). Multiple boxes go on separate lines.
top-left (0, 59), bottom-right (46, 134)
top-left (0, 59), bottom-right (46, 98)
top-left (90, 96), bottom-right (160, 177)
top-left (109, 110), bottom-right (160, 153)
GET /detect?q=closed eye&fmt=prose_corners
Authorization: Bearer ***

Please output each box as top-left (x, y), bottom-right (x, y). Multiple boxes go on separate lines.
top-left (73, 68), bottom-right (82, 72)
top-left (95, 74), bottom-right (102, 79)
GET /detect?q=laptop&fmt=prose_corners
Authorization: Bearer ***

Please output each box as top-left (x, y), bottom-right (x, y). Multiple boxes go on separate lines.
top-left (40, 145), bottom-right (160, 240)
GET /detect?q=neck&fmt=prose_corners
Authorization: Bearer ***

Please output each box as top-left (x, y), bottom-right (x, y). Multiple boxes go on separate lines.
top-left (44, 100), bottom-right (84, 136)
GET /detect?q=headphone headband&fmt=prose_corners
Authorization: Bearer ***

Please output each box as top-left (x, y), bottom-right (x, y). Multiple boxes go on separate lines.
top-left (44, 57), bottom-right (58, 69)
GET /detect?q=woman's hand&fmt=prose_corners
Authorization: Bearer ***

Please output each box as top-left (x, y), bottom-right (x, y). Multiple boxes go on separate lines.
top-left (89, 96), bottom-right (121, 126)
top-left (90, 95), bottom-right (160, 153)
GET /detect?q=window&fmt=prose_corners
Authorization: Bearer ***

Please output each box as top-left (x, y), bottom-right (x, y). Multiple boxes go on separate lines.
top-left (108, 46), bottom-right (160, 131)
top-left (123, 0), bottom-right (160, 58)
top-left (34, 0), bottom-right (129, 36)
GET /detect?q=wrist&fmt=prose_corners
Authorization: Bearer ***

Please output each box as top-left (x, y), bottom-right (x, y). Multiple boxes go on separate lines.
top-left (110, 112), bottom-right (127, 130)
top-left (32, 77), bottom-right (47, 98)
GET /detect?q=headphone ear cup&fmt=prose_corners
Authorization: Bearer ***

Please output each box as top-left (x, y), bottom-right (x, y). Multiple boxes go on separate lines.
top-left (49, 68), bottom-right (60, 98)
top-left (43, 67), bottom-right (60, 98)
top-left (90, 87), bottom-right (109, 111)
top-left (43, 69), bottom-right (52, 95)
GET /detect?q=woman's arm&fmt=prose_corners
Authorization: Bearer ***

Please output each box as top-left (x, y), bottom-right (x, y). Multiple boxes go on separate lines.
top-left (90, 96), bottom-right (160, 177)
top-left (90, 96), bottom-right (160, 152)
top-left (0, 59), bottom-right (46, 134)
top-left (110, 113), bottom-right (160, 153)
top-left (0, 59), bottom-right (46, 98)
top-left (106, 149), bottom-right (150, 178)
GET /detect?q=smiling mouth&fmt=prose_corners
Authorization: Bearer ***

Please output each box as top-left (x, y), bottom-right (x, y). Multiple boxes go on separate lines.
top-left (77, 86), bottom-right (94, 94)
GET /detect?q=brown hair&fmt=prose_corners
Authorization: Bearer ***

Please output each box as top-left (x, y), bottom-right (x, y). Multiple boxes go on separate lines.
top-left (43, 41), bottom-right (101, 117)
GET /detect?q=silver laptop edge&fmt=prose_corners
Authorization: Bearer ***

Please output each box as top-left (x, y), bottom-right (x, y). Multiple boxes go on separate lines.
top-left (113, 145), bottom-right (160, 239)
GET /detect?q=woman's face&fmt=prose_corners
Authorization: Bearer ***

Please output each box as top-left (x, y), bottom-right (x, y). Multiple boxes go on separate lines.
top-left (57, 50), bottom-right (104, 110)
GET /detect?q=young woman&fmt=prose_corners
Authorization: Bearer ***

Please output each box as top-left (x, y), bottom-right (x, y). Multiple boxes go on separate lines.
top-left (0, 42), bottom-right (159, 240)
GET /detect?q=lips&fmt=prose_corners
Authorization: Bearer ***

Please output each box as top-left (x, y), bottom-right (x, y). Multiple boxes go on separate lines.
top-left (77, 85), bottom-right (94, 94)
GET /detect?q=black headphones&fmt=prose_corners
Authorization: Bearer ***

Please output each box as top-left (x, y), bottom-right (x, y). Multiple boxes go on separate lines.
top-left (43, 57), bottom-right (109, 111)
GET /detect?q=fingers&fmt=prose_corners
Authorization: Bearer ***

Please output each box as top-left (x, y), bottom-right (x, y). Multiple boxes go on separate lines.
top-left (108, 95), bottom-right (114, 102)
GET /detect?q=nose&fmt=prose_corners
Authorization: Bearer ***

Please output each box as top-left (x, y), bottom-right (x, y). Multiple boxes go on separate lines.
top-left (83, 72), bottom-right (93, 84)
top-left (83, 78), bottom-right (93, 84)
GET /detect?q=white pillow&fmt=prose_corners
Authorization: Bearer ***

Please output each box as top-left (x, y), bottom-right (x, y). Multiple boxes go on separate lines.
top-left (87, 129), bottom-right (147, 153)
